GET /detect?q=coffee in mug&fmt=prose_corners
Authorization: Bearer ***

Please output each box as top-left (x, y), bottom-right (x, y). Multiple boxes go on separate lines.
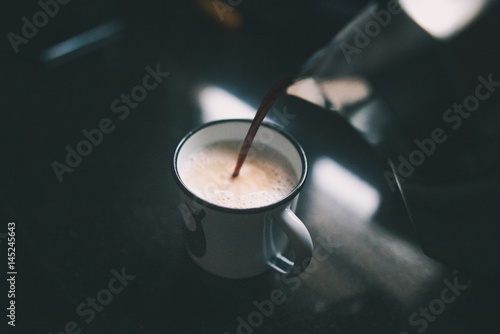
top-left (173, 120), bottom-right (312, 278)
top-left (179, 140), bottom-right (298, 209)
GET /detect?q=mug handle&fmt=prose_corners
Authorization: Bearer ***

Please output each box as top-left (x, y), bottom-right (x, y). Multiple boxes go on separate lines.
top-left (268, 208), bottom-right (313, 277)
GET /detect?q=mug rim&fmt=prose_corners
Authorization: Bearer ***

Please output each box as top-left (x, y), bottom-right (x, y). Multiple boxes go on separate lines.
top-left (172, 119), bottom-right (308, 214)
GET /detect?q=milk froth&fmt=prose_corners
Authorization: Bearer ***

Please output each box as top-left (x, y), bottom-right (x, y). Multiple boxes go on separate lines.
top-left (180, 140), bottom-right (297, 209)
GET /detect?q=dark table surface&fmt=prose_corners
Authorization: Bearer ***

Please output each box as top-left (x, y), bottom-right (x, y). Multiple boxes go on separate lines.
top-left (1, 1), bottom-right (499, 333)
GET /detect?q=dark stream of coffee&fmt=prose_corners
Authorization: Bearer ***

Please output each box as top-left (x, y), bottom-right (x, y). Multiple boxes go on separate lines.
top-left (232, 75), bottom-right (295, 178)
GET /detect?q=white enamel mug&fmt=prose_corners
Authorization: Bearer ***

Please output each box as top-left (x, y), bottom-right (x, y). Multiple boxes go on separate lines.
top-left (173, 119), bottom-right (313, 279)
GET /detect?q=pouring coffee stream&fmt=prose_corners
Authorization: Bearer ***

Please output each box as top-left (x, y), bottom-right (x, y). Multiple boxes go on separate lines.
top-left (232, 74), bottom-right (296, 178)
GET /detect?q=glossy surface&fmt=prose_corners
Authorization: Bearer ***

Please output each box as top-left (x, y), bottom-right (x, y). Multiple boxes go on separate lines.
top-left (290, 0), bottom-right (500, 272)
top-left (1, 1), bottom-right (499, 333)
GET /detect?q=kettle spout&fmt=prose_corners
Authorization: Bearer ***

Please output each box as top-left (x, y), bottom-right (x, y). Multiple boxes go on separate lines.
top-left (286, 77), bottom-right (326, 108)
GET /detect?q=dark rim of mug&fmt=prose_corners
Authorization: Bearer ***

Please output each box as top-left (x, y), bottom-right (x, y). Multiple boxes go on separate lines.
top-left (172, 119), bottom-right (308, 214)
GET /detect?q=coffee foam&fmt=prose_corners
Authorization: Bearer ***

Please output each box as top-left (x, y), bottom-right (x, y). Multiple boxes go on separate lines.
top-left (179, 140), bottom-right (298, 209)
